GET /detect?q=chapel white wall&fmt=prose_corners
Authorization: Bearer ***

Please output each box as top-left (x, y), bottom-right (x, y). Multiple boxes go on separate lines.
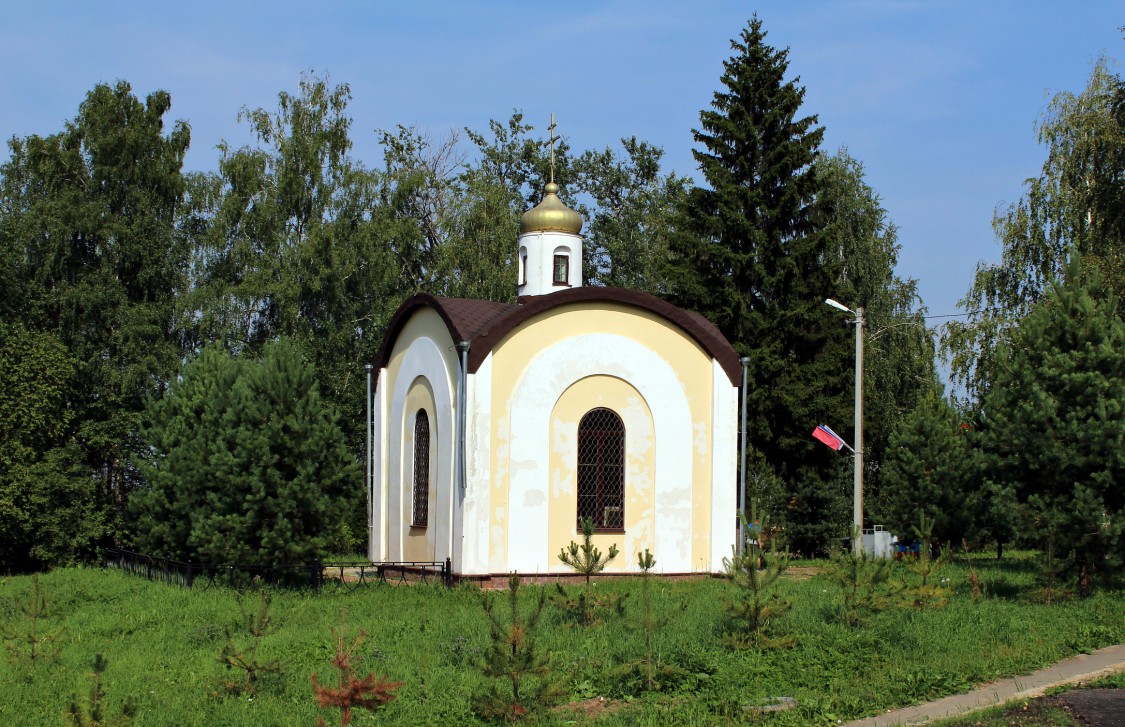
top-left (517, 230), bottom-right (583, 297)
top-left (373, 312), bottom-right (458, 567)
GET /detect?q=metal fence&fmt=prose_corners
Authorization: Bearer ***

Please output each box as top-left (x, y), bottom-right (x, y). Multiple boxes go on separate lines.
top-left (104, 548), bottom-right (452, 591)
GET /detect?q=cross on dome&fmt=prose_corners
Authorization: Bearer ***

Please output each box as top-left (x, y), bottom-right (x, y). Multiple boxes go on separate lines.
top-left (519, 113), bottom-right (583, 236)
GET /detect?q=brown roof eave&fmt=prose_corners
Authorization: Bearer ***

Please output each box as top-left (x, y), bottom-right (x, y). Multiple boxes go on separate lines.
top-left (467, 287), bottom-right (741, 386)
top-left (373, 288), bottom-right (741, 387)
top-left (372, 293), bottom-right (518, 373)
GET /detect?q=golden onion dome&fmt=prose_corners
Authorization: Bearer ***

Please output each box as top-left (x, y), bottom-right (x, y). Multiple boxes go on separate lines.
top-left (520, 182), bottom-right (583, 235)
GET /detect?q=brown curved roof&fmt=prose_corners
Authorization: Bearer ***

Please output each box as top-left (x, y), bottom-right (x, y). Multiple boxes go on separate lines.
top-left (373, 288), bottom-right (741, 385)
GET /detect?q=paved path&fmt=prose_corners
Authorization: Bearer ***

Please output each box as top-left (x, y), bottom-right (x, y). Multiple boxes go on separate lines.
top-left (842, 643), bottom-right (1125, 726)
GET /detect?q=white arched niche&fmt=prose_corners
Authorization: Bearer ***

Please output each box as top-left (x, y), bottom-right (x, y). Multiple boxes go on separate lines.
top-left (505, 332), bottom-right (695, 572)
top-left (386, 335), bottom-right (456, 563)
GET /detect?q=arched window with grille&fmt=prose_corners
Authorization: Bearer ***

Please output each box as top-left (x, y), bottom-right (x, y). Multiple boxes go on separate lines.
top-left (412, 409), bottom-right (430, 527)
top-left (576, 408), bottom-right (625, 530)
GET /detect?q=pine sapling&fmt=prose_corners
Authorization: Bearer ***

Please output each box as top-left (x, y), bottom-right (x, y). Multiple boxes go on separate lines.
top-left (607, 548), bottom-right (687, 695)
top-left (2, 574), bottom-right (64, 666)
top-left (637, 549), bottom-right (657, 689)
top-left (311, 608), bottom-right (402, 726)
top-left (721, 510), bottom-right (792, 650)
top-left (558, 517), bottom-right (620, 589)
top-left (962, 539), bottom-right (983, 601)
top-left (218, 591), bottom-right (283, 696)
top-left (555, 517), bottom-right (624, 625)
top-left (1029, 499), bottom-right (1069, 604)
top-left (904, 513), bottom-right (951, 609)
top-left (66, 654), bottom-right (137, 726)
top-left (828, 526), bottom-right (898, 627)
top-left (476, 575), bottom-right (566, 721)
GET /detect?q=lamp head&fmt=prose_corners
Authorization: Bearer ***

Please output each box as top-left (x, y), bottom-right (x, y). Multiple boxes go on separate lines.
top-left (824, 298), bottom-right (853, 314)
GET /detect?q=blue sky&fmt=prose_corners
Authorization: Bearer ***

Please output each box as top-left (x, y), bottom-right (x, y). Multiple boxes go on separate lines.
top-left (1, 1), bottom-right (1120, 322)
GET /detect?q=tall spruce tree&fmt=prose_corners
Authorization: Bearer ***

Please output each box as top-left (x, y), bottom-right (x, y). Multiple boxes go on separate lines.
top-left (667, 16), bottom-right (850, 554)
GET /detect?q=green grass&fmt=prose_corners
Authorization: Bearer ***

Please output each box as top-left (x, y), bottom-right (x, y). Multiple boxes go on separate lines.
top-left (0, 553), bottom-right (1121, 725)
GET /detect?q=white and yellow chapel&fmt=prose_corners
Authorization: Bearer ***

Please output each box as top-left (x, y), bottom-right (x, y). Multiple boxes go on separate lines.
top-left (368, 149), bottom-right (742, 583)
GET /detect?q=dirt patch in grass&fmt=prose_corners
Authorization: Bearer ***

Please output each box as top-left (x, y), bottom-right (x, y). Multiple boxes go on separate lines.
top-left (783, 565), bottom-right (825, 580)
top-left (553, 696), bottom-right (626, 721)
top-left (941, 694), bottom-right (1085, 726)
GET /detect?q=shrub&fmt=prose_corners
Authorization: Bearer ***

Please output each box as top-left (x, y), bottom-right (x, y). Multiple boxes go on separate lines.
top-left (132, 340), bottom-right (357, 564)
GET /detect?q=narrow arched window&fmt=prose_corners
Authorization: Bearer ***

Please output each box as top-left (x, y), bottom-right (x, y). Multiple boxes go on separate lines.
top-left (412, 410), bottom-right (430, 527)
top-left (577, 408), bottom-right (625, 530)
top-left (553, 255), bottom-right (569, 285)
top-left (553, 246), bottom-right (570, 286)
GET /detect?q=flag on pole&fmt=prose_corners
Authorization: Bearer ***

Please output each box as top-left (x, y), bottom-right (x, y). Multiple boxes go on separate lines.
top-left (812, 424), bottom-right (849, 452)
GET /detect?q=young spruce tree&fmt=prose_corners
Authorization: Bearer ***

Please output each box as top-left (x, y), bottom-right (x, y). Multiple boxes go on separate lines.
top-left (878, 388), bottom-right (972, 546)
top-left (476, 575), bottom-right (566, 721)
top-left (555, 517), bottom-right (624, 625)
top-left (978, 259), bottom-right (1125, 595)
top-left (667, 15), bottom-right (849, 556)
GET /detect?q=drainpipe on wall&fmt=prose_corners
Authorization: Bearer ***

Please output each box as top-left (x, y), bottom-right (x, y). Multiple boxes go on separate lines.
top-left (365, 363), bottom-right (374, 562)
top-left (738, 355), bottom-right (750, 557)
top-left (456, 341), bottom-right (471, 493)
top-left (452, 341), bottom-right (470, 577)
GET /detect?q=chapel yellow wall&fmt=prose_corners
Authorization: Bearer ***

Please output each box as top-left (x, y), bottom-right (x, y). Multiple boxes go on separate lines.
top-left (488, 302), bottom-right (715, 570)
top-left (547, 375), bottom-right (655, 568)
top-left (402, 378), bottom-right (437, 562)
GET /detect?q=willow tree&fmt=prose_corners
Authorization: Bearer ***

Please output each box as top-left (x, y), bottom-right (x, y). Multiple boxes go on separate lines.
top-left (945, 58), bottom-right (1125, 405)
top-left (0, 81), bottom-right (192, 533)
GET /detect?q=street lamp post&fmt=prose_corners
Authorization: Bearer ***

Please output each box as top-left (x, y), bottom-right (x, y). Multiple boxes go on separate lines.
top-left (826, 299), bottom-right (865, 554)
